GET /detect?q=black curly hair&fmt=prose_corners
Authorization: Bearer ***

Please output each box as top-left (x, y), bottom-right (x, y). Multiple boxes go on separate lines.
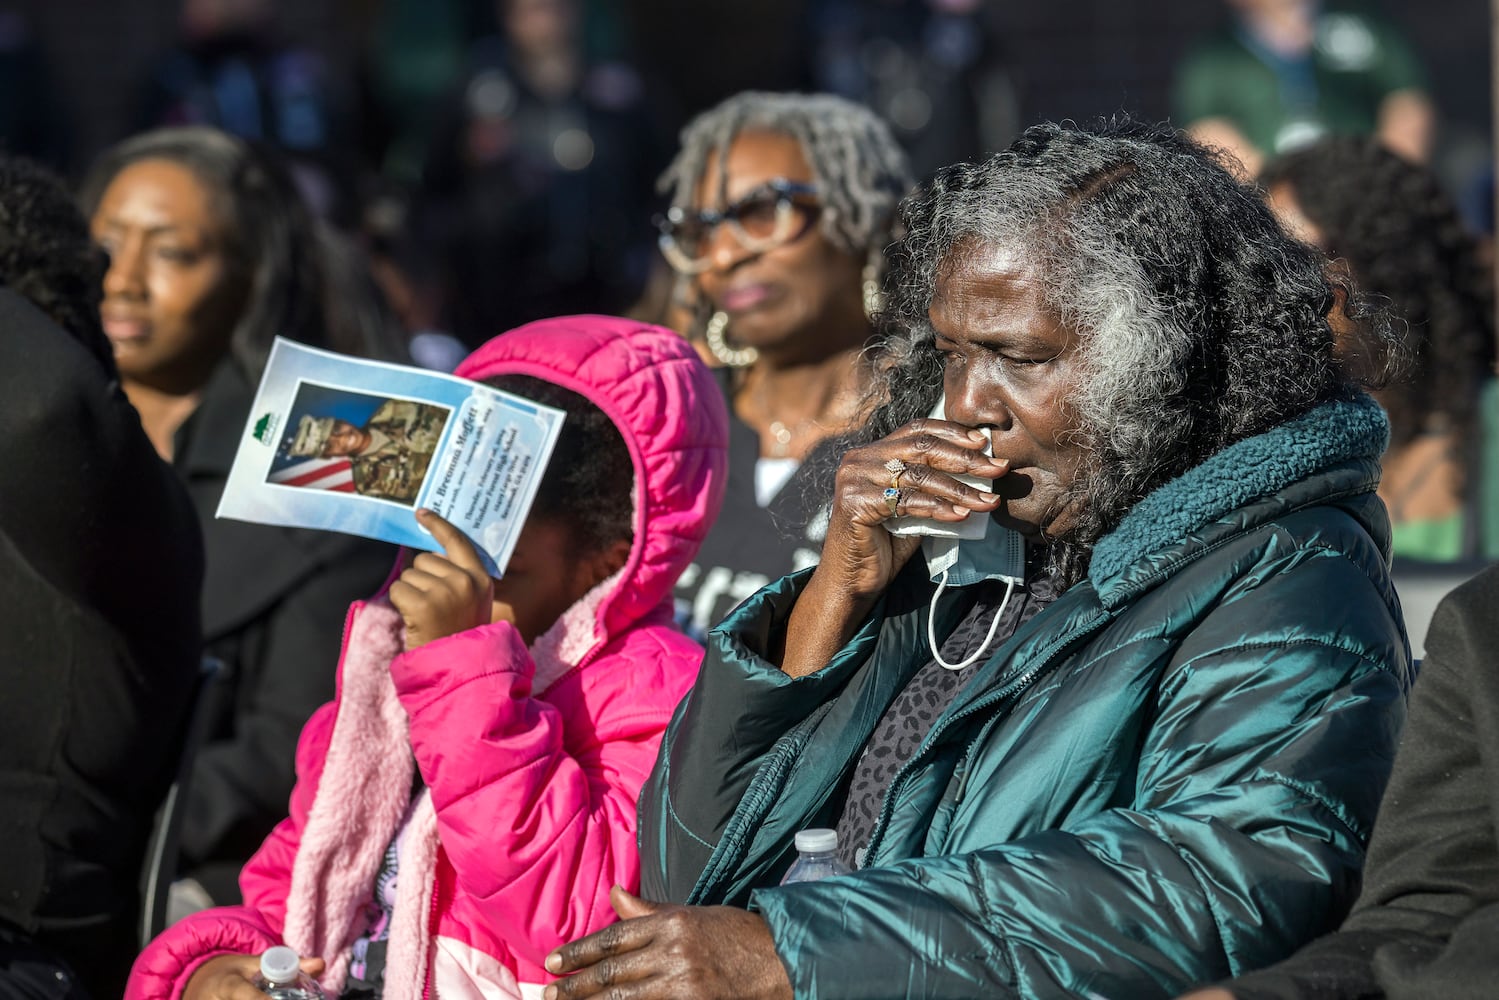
top-left (483, 375), bottom-right (635, 556)
top-left (0, 153), bottom-right (114, 374)
top-left (862, 117), bottom-right (1402, 585)
top-left (1261, 137), bottom-right (1495, 459)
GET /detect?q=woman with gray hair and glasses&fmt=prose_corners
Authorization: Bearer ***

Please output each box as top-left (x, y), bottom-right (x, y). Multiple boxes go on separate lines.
top-left (657, 91), bottom-right (913, 639)
top-left (543, 118), bottom-right (1412, 1000)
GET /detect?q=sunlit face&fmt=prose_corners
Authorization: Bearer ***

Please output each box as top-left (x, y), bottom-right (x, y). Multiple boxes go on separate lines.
top-left (932, 240), bottom-right (1088, 540)
top-left (691, 130), bottom-right (867, 361)
top-left (324, 420), bottom-right (372, 457)
top-left (491, 516), bottom-right (625, 645)
top-left (91, 158), bottom-right (250, 393)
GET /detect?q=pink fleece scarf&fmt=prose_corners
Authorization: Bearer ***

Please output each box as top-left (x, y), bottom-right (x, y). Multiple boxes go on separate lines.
top-left (280, 568), bottom-right (617, 998)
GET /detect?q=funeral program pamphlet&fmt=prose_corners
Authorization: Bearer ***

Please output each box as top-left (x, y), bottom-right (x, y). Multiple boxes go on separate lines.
top-left (218, 338), bottom-right (564, 576)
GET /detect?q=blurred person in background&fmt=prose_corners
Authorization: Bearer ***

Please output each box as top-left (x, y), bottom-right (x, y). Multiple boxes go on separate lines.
top-left (352, 0), bottom-right (470, 188)
top-left (1261, 136), bottom-right (1497, 561)
top-left (421, 0), bottom-right (664, 347)
top-left (805, 0), bottom-right (1019, 179)
top-left (0, 9), bottom-right (70, 171)
top-left (655, 91), bottom-right (913, 638)
top-left (359, 185), bottom-right (469, 372)
top-left (1174, 0), bottom-right (1432, 178)
top-left (133, 0), bottom-right (351, 219)
top-left (0, 153), bottom-right (202, 999)
top-left (80, 126), bottom-right (406, 911)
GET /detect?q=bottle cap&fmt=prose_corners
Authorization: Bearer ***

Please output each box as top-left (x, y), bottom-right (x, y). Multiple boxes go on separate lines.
top-left (794, 828), bottom-right (838, 854)
top-left (261, 945), bottom-right (301, 983)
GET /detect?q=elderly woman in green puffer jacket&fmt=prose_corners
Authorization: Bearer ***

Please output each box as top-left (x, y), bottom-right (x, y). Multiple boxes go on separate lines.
top-left (543, 118), bottom-right (1413, 1000)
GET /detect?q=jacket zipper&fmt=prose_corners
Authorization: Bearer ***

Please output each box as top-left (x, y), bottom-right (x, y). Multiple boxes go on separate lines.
top-left (421, 862), bottom-right (442, 999)
top-left (689, 705), bottom-right (829, 904)
top-left (859, 607), bottom-right (1110, 868)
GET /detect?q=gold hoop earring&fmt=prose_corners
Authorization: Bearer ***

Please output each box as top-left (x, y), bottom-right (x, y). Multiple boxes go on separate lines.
top-left (704, 311), bottom-right (758, 368)
top-left (862, 262), bottom-right (884, 320)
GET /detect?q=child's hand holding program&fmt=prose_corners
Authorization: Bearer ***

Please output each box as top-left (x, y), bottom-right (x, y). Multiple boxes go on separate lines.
top-left (390, 508), bottom-right (495, 650)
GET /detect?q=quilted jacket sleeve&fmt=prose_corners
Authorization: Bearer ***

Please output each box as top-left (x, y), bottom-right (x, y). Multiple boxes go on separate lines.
top-left (749, 564), bottom-right (1410, 999)
top-left (1217, 566), bottom-right (1499, 1000)
top-left (126, 702), bottom-right (337, 1000)
top-left (638, 568), bottom-right (888, 902)
top-left (390, 618), bottom-right (692, 969)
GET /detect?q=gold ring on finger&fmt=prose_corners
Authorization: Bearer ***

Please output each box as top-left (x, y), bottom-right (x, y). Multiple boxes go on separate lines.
top-left (884, 457), bottom-right (908, 490)
top-left (883, 486), bottom-right (901, 516)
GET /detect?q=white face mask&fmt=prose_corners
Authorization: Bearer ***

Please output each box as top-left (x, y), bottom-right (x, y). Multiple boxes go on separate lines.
top-left (886, 401), bottom-right (1027, 670)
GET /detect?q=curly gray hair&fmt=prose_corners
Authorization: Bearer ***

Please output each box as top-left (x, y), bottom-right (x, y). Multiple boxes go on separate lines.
top-left (862, 118), bottom-right (1401, 585)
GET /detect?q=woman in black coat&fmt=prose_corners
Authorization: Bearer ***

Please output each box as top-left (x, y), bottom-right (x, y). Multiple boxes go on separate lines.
top-left (0, 154), bottom-right (202, 998)
top-left (81, 127), bottom-right (407, 906)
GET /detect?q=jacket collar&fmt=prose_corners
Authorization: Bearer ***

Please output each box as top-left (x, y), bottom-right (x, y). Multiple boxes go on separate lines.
top-left (1087, 394), bottom-right (1389, 603)
top-left (174, 359), bottom-right (254, 478)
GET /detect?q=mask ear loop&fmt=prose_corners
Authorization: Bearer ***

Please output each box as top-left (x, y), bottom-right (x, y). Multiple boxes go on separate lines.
top-left (927, 568), bottom-right (1016, 671)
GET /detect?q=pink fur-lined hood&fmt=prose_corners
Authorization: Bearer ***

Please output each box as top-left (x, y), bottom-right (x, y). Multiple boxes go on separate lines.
top-left (453, 315), bottom-right (728, 661)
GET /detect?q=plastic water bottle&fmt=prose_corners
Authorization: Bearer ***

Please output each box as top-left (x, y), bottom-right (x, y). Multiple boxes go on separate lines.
top-left (253, 946), bottom-right (326, 999)
top-left (780, 828), bottom-right (854, 884)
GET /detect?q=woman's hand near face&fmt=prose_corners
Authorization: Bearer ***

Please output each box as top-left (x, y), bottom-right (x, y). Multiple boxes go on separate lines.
top-left (543, 887), bottom-right (792, 1000)
top-left (389, 509), bottom-right (495, 651)
top-left (182, 953), bottom-right (325, 1000)
top-left (780, 418), bottom-right (1006, 677)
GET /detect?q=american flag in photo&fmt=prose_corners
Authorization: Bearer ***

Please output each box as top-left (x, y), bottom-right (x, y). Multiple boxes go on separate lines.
top-left (268, 456), bottom-right (356, 493)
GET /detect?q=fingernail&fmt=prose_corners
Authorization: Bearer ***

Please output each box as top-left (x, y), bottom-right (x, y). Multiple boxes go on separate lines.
top-left (952, 505), bottom-right (971, 516)
top-left (967, 429), bottom-right (988, 442)
top-left (978, 492), bottom-right (998, 502)
top-left (543, 987), bottom-right (558, 1000)
top-left (988, 456), bottom-right (1009, 467)
top-left (545, 953), bottom-right (562, 975)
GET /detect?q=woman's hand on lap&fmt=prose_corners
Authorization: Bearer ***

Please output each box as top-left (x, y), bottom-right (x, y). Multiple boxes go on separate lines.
top-left (544, 887), bottom-right (791, 1000)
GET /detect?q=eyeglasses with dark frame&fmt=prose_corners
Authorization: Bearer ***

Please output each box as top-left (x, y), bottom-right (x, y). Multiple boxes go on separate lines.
top-left (654, 179), bottom-right (822, 275)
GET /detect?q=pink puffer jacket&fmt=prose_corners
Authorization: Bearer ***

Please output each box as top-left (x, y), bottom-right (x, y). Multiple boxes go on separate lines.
top-left (128, 316), bottom-right (728, 999)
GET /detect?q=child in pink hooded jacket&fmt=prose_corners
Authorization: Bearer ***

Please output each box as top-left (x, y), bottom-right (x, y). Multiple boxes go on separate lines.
top-left (129, 316), bottom-right (728, 1000)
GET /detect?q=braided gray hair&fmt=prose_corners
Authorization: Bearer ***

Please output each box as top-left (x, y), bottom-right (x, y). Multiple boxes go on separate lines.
top-left (659, 91), bottom-right (913, 265)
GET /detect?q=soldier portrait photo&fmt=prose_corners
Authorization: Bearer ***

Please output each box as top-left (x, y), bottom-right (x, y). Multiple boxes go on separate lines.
top-left (268, 384), bottom-right (450, 507)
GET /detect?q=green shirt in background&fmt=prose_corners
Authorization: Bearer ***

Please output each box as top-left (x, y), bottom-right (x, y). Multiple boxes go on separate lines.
top-left (1481, 379), bottom-right (1499, 559)
top-left (1173, 5), bottom-right (1426, 156)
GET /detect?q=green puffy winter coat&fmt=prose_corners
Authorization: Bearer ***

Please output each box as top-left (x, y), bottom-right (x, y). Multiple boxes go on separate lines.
top-left (639, 396), bottom-right (1411, 999)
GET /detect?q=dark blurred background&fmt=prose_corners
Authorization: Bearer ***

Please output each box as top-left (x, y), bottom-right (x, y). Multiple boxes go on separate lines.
top-left (4, 1), bottom-right (1485, 183)
top-left (2, 0), bottom-right (1488, 349)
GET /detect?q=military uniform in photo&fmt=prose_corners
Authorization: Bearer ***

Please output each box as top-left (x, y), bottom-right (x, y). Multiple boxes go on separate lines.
top-left (349, 400), bottom-right (445, 503)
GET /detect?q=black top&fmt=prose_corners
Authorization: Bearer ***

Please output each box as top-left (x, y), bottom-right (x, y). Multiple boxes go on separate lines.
top-left (673, 372), bottom-right (840, 641)
top-left (1222, 563), bottom-right (1499, 1000)
top-left (173, 360), bottom-right (397, 903)
top-left (835, 553), bottom-right (1061, 868)
top-left (0, 289), bottom-right (203, 995)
